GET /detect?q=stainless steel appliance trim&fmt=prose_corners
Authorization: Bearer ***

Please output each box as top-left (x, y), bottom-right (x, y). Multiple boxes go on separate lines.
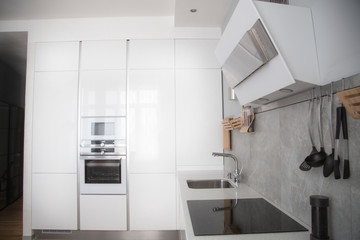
top-left (125, 39), bottom-right (130, 231)
top-left (76, 40), bottom-right (83, 230)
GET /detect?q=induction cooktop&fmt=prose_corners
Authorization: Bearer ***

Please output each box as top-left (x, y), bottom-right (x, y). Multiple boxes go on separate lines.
top-left (187, 198), bottom-right (308, 236)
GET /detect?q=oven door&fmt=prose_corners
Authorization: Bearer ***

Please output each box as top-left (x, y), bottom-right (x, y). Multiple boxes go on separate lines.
top-left (79, 156), bottom-right (127, 195)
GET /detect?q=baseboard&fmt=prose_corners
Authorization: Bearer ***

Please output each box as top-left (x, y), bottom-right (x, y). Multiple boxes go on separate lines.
top-left (33, 230), bottom-right (179, 240)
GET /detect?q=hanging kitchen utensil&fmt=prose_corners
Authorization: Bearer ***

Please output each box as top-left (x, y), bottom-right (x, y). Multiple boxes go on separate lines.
top-left (305, 88), bottom-right (327, 167)
top-left (323, 83), bottom-right (335, 177)
top-left (341, 105), bottom-right (350, 179)
top-left (299, 89), bottom-right (316, 171)
top-left (334, 106), bottom-right (342, 179)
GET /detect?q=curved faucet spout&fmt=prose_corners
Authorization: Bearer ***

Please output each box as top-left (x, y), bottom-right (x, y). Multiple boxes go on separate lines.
top-left (212, 152), bottom-right (242, 183)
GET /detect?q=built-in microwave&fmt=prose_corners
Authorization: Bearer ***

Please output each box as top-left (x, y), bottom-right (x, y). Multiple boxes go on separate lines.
top-left (80, 117), bottom-right (126, 156)
top-left (81, 116), bottom-right (125, 140)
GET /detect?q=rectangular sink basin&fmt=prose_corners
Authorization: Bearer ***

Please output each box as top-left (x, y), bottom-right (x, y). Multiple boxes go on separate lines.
top-left (187, 179), bottom-right (234, 189)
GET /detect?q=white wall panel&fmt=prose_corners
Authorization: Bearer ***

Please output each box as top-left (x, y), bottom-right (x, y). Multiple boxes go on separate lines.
top-left (80, 40), bottom-right (127, 70)
top-left (80, 70), bottom-right (126, 117)
top-left (176, 69), bottom-right (223, 167)
top-left (175, 39), bottom-right (220, 69)
top-left (80, 195), bottom-right (127, 230)
top-left (32, 72), bottom-right (78, 173)
top-left (32, 173), bottom-right (77, 230)
top-left (129, 173), bottom-right (176, 230)
top-left (128, 40), bottom-right (174, 69)
top-left (128, 69), bottom-right (175, 173)
top-left (35, 42), bottom-right (79, 71)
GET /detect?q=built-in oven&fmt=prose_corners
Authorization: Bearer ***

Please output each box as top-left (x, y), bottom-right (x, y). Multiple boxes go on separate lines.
top-left (79, 116), bottom-right (127, 195)
top-left (79, 155), bottom-right (126, 195)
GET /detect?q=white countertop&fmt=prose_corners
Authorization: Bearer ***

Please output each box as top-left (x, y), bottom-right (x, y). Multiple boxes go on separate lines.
top-left (178, 171), bottom-right (310, 240)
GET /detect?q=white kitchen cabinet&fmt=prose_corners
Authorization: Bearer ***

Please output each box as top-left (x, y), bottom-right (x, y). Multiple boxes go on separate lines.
top-left (176, 69), bottom-right (223, 167)
top-left (128, 69), bottom-right (175, 173)
top-left (175, 40), bottom-right (220, 69)
top-left (129, 173), bottom-right (176, 230)
top-left (80, 70), bottom-right (126, 117)
top-left (80, 40), bottom-right (127, 70)
top-left (35, 42), bottom-right (79, 71)
top-left (128, 40), bottom-right (174, 69)
top-left (32, 173), bottom-right (77, 230)
top-left (80, 195), bottom-right (127, 230)
top-left (32, 71), bottom-right (78, 173)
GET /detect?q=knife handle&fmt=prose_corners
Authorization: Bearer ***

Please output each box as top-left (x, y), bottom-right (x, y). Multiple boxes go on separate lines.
top-left (343, 159), bottom-right (350, 179)
top-left (341, 106), bottom-right (348, 139)
top-left (335, 107), bottom-right (342, 139)
top-left (334, 157), bottom-right (341, 179)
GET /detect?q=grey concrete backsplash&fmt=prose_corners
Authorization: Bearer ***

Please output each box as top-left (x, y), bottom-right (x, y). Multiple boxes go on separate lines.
top-left (223, 85), bottom-right (360, 240)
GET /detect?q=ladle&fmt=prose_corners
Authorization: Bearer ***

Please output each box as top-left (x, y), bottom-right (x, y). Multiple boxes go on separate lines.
top-left (299, 89), bottom-right (316, 171)
top-left (305, 88), bottom-right (327, 167)
top-left (323, 83), bottom-right (334, 177)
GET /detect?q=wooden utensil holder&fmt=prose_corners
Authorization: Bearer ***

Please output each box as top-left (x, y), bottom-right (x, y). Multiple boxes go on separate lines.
top-left (221, 115), bottom-right (255, 150)
top-left (336, 86), bottom-right (360, 119)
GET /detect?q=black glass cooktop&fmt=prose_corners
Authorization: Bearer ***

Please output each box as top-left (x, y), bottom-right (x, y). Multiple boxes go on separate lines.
top-left (187, 198), bottom-right (307, 236)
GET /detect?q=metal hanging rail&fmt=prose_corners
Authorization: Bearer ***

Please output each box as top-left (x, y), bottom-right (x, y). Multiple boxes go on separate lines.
top-left (254, 73), bottom-right (360, 114)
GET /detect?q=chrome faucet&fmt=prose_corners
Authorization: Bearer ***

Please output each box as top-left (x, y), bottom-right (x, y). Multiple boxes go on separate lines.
top-left (212, 152), bottom-right (242, 183)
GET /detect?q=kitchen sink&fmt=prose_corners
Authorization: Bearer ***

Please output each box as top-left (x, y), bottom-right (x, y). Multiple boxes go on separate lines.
top-left (187, 179), bottom-right (234, 189)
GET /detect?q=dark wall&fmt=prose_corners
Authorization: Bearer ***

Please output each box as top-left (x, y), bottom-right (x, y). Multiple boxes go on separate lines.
top-left (0, 32), bottom-right (27, 210)
top-left (0, 62), bottom-right (25, 108)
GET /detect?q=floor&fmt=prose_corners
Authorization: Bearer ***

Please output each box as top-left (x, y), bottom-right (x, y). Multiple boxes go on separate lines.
top-left (0, 197), bottom-right (23, 240)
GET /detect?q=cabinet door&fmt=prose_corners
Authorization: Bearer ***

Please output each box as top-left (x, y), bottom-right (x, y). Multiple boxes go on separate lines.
top-left (80, 195), bottom-right (127, 230)
top-left (129, 173), bottom-right (176, 230)
top-left (176, 69), bottom-right (223, 167)
top-left (175, 40), bottom-right (220, 69)
top-left (35, 42), bottom-right (79, 71)
top-left (128, 40), bottom-right (174, 69)
top-left (80, 40), bottom-right (127, 70)
top-left (32, 72), bottom-right (78, 173)
top-left (80, 70), bottom-right (126, 117)
top-left (128, 70), bottom-right (175, 173)
top-left (32, 173), bottom-right (77, 230)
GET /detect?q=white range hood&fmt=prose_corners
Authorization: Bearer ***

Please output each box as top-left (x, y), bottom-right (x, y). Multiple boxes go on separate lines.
top-left (215, 0), bottom-right (319, 105)
top-left (216, 0), bottom-right (360, 106)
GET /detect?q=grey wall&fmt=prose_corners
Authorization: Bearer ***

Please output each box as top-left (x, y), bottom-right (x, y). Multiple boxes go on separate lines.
top-left (222, 76), bottom-right (360, 240)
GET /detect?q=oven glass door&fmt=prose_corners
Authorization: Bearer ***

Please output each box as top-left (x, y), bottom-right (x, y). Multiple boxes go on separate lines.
top-left (85, 160), bottom-right (121, 184)
top-left (80, 156), bottom-right (127, 195)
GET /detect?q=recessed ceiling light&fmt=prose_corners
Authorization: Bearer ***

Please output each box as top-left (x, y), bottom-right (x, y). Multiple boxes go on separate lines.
top-left (279, 88), bottom-right (293, 93)
top-left (190, 9), bottom-right (197, 13)
top-left (258, 98), bottom-right (270, 102)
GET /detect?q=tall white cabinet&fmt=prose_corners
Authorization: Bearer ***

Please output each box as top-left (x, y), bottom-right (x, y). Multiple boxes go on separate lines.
top-left (175, 40), bottom-right (223, 230)
top-left (128, 40), bottom-right (177, 230)
top-left (79, 40), bottom-right (128, 231)
top-left (32, 42), bottom-right (79, 230)
top-left (175, 40), bottom-right (223, 169)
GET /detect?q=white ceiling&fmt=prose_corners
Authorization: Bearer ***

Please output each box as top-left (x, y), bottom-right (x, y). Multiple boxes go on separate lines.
top-left (0, 0), bottom-right (236, 28)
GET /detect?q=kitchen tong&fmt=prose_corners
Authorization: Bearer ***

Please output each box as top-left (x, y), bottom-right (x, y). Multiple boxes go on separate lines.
top-left (334, 105), bottom-right (350, 179)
